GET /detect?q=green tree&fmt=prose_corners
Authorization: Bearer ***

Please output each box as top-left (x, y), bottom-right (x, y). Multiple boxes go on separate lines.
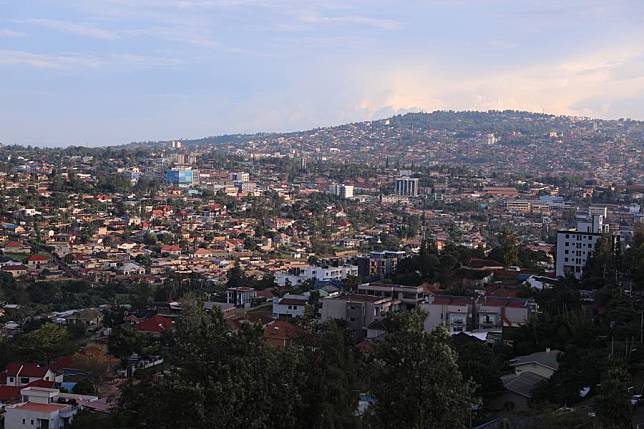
top-left (16, 323), bottom-right (77, 363)
top-left (368, 310), bottom-right (475, 428)
top-left (597, 361), bottom-right (632, 429)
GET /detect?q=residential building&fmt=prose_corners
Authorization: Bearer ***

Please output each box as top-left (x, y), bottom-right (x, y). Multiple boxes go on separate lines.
top-left (395, 176), bottom-right (419, 197)
top-left (357, 251), bottom-right (406, 279)
top-left (422, 295), bottom-right (473, 333)
top-left (555, 207), bottom-right (619, 279)
top-left (319, 293), bottom-right (400, 339)
top-left (3, 387), bottom-right (93, 429)
top-left (356, 283), bottom-right (427, 309)
top-left (272, 294), bottom-right (308, 319)
top-left (274, 265), bottom-right (358, 287)
top-left (225, 287), bottom-right (257, 308)
top-left (328, 183), bottom-right (354, 199)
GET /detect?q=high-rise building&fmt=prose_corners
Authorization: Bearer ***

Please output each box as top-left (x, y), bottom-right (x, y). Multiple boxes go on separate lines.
top-left (328, 183), bottom-right (354, 199)
top-left (229, 172), bottom-right (250, 182)
top-left (555, 207), bottom-right (619, 279)
top-left (165, 168), bottom-right (198, 185)
top-left (395, 177), bottom-right (419, 197)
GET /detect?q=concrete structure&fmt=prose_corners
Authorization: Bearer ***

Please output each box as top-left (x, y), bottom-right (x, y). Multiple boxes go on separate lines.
top-left (395, 176), bottom-right (419, 197)
top-left (272, 294), bottom-right (308, 319)
top-left (328, 183), bottom-right (354, 199)
top-left (274, 265), bottom-right (358, 287)
top-left (422, 295), bottom-right (473, 334)
top-left (225, 287), bottom-right (257, 308)
top-left (320, 294), bottom-right (400, 340)
top-left (357, 251), bottom-right (406, 279)
top-left (356, 283), bottom-right (427, 310)
top-left (4, 387), bottom-right (85, 429)
top-left (555, 207), bottom-right (619, 279)
top-left (164, 168), bottom-right (198, 185)
top-left (476, 296), bottom-right (536, 329)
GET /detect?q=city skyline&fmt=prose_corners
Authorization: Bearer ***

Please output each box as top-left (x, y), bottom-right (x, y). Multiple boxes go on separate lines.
top-left (2, 0), bottom-right (644, 146)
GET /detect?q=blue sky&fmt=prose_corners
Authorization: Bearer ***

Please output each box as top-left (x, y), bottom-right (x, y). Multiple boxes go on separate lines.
top-left (1, 0), bottom-right (643, 146)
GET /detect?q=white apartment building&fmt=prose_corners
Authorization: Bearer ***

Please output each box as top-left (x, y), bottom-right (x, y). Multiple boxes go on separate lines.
top-left (4, 387), bottom-right (97, 429)
top-left (274, 265), bottom-right (358, 287)
top-left (395, 177), bottom-right (419, 197)
top-left (555, 207), bottom-right (618, 279)
top-left (328, 183), bottom-right (354, 199)
top-left (272, 294), bottom-right (308, 319)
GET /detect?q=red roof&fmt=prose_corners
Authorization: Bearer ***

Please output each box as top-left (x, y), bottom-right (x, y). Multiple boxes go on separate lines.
top-left (26, 255), bottom-right (48, 262)
top-left (4, 363), bottom-right (48, 378)
top-left (263, 320), bottom-right (301, 344)
top-left (17, 402), bottom-right (69, 413)
top-left (135, 315), bottom-right (174, 333)
top-left (161, 245), bottom-right (181, 252)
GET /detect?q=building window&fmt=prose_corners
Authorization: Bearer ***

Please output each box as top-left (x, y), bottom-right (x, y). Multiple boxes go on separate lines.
top-left (20, 377), bottom-right (29, 384)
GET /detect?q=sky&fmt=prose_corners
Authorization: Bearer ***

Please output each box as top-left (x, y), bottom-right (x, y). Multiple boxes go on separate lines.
top-left (1, 0), bottom-right (644, 147)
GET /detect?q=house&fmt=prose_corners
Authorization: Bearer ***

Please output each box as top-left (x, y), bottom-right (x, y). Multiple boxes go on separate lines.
top-left (193, 247), bottom-right (214, 259)
top-left (2, 264), bottom-right (28, 278)
top-left (356, 283), bottom-right (427, 310)
top-left (272, 294), bottom-right (308, 319)
top-left (508, 349), bottom-right (561, 379)
top-left (116, 262), bottom-right (145, 276)
top-left (3, 387), bottom-right (95, 429)
top-left (135, 315), bottom-right (174, 336)
top-left (26, 255), bottom-right (49, 266)
top-left (422, 295), bottom-right (474, 334)
top-left (496, 349), bottom-right (562, 411)
top-left (160, 244), bottom-right (182, 256)
top-left (476, 296), bottom-right (537, 329)
top-left (1, 363), bottom-right (61, 387)
top-left (225, 287), bottom-right (257, 308)
top-left (203, 301), bottom-right (236, 319)
top-left (263, 320), bottom-right (301, 348)
top-left (2, 241), bottom-right (31, 254)
top-left (320, 293), bottom-right (400, 340)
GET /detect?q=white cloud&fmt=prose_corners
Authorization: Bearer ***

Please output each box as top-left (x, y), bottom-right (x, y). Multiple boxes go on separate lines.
top-left (351, 41), bottom-right (644, 119)
top-left (22, 18), bottom-right (118, 40)
top-left (0, 50), bottom-right (182, 69)
top-left (0, 29), bottom-right (25, 38)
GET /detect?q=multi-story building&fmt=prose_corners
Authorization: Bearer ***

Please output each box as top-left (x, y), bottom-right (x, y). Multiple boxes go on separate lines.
top-left (357, 251), bottom-right (406, 279)
top-left (328, 183), bottom-right (354, 199)
top-left (229, 172), bottom-right (250, 182)
top-left (422, 295), bottom-right (473, 333)
top-left (395, 176), bottom-right (419, 197)
top-left (320, 293), bottom-right (400, 339)
top-left (274, 265), bottom-right (358, 287)
top-left (164, 167), bottom-right (198, 186)
top-left (4, 387), bottom-right (86, 429)
top-left (476, 296), bottom-right (537, 329)
top-left (356, 283), bottom-right (427, 310)
top-left (225, 287), bottom-right (257, 308)
top-left (272, 294), bottom-right (308, 319)
top-left (555, 207), bottom-right (619, 279)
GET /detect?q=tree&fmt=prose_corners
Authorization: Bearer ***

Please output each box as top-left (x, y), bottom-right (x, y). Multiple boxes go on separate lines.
top-left (597, 360), bottom-right (632, 429)
top-left (368, 310), bottom-right (475, 428)
top-left (491, 228), bottom-right (519, 267)
top-left (116, 303), bottom-right (303, 428)
top-left (16, 323), bottom-right (77, 363)
top-left (72, 345), bottom-right (119, 393)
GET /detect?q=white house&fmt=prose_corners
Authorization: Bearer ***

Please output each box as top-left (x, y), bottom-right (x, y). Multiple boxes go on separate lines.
top-left (274, 265), bottom-right (358, 287)
top-left (272, 294), bottom-right (308, 319)
top-left (4, 387), bottom-right (89, 429)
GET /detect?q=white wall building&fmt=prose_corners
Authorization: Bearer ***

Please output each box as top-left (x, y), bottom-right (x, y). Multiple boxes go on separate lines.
top-left (272, 294), bottom-right (308, 319)
top-left (328, 183), bottom-right (354, 199)
top-left (4, 387), bottom-right (96, 429)
top-left (275, 265), bottom-right (358, 287)
top-left (395, 177), bottom-right (419, 197)
top-left (555, 207), bottom-right (618, 279)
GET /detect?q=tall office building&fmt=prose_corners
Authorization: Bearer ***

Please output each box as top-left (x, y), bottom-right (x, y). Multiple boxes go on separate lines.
top-left (555, 207), bottom-right (619, 279)
top-left (395, 177), bottom-right (419, 197)
top-left (329, 183), bottom-right (354, 199)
